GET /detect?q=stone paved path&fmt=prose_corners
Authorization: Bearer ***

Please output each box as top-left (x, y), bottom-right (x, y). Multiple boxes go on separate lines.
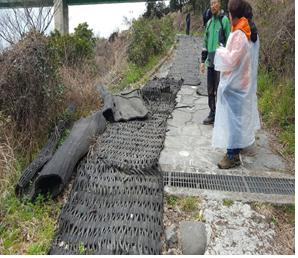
top-left (155, 35), bottom-right (294, 255)
top-left (156, 35), bottom-right (293, 204)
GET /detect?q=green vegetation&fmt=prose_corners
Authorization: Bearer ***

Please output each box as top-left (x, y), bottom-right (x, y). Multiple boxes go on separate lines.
top-left (48, 22), bottom-right (96, 67)
top-left (0, 135), bottom-right (61, 255)
top-left (165, 194), bottom-right (180, 207)
top-left (257, 70), bottom-right (295, 155)
top-left (113, 54), bottom-right (163, 93)
top-left (223, 199), bottom-right (234, 207)
top-left (169, 0), bottom-right (181, 12)
top-left (79, 242), bottom-right (86, 254)
top-left (128, 16), bottom-right (174, 66)
top-left (58, 129), bottom-right (71, 147)
top-left (109, 15), bottom-right (175, 92)
top-left (144, 1), bottom-right (168, 19)
top-left (180, 196), bottom-right (199, 212)
top-left (0, 193), bottom-right (62, 254)
top-left (166, 194), bottom-right (204, 220)
top-left (273, 204), bottom-right (295, 225)
top-left (166, 194), bottom-right (199, 212)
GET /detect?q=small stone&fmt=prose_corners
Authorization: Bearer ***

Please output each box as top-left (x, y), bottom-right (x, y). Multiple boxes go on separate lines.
top-left (165, 224), bottom-right (178, 248)
top-left (167, 248), bottom-right (178, 255)
top-left (180, 221), bottom-right (207, 255)
top-left (179, 150), bottom-right (190, 157)
top-left (241, 204), bottom-right (252, 218)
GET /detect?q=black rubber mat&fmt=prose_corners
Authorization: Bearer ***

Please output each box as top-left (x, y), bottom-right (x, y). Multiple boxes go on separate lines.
top-left (168, 35), bottom-right (208, 96)
top-left (163, 171), bottom-right (295, 195)
top-left (168, 36), bottom-right (201, 85)
top-left (50, 77), bottom-right (183, 255)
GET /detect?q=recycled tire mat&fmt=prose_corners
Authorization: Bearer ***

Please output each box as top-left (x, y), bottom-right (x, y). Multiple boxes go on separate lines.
top-left (50, 77), bottom-right (183, 255)
top-left (168, 35), bottom-right (201, 86)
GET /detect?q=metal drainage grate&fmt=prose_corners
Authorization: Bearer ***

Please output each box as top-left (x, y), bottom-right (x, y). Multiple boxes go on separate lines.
top-left (163, 172), bottom-right (295, 195)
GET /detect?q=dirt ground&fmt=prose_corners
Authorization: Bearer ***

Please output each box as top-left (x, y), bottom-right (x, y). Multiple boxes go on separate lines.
top-left (162, 196), bottom-right (295, 255)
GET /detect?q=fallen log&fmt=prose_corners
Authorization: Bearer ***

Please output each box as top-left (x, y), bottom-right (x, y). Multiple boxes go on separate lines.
top-left (30, 111), bottom-right (106, 199)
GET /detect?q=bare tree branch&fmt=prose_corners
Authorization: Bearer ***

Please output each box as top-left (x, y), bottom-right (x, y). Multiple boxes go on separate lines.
top-left (0, 0), bottom-right (56, 46)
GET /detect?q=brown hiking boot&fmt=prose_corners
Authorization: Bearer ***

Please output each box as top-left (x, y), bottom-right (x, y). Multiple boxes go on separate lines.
top-left (218, 154), bottom-right (241, 169)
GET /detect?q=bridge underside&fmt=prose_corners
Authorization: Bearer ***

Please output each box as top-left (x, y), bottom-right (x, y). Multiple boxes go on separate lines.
top-left (0, 0), bottom-right (148, 8)
top-left (0, 0), bottom-right (155, 35)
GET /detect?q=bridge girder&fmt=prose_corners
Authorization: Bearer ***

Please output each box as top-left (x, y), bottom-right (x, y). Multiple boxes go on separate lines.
top-left (0, 0), bottom-right (157, 9)
top-left (0, 0), bottom-right (167, 35)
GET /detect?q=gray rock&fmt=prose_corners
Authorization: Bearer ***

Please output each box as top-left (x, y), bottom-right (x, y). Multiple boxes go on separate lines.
top-left (167, 249), bottom-right (177, 255)
top-left (180, 95), bottom-right (195, 105)
top-left (180, 221), bottom-right (207, 255)
top-left (165, 224), bottom-right (178, 248)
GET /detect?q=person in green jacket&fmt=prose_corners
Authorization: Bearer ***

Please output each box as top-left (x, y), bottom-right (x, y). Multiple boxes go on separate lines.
top-left (200, 0), bottom-right (230, 125)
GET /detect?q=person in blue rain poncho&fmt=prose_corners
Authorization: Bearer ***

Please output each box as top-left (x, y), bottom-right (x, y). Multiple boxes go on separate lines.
top-left (212, 0), bottom-right (260, 169)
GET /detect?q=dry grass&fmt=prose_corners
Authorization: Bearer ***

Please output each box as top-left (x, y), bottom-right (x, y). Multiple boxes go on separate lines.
top-left (94, 38), bottom-right (115, 76)
top-left (171, 7), bottom-right (204, 34)
top-left (58, 64), bottom-right (102, 118)
top-left (0, 134), bottom-right (18, 200)
top-left (251, 202), bottom-right (295, 255)
top-left (249, 0), bottom-right (294, 77)
top-left (0, 121), bottom-right (63, 255)
top-left (99, 31), bottom-right (130, 87)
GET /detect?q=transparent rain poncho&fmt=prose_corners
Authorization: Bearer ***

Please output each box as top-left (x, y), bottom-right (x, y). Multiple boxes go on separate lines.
top-left (212, 30), bottom-right (260, 149)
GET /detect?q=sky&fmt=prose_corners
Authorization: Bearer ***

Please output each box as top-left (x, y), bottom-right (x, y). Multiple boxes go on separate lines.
top-left (68, 2), bottom-right (147, 38)
top-left (68, 0), bottom-right (169, 38)
top-left (0, 1), bottom-right (169, 48)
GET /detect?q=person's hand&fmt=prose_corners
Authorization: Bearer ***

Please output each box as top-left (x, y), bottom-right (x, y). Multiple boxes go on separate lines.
top-left (200, 63), bottom-right (205, 74)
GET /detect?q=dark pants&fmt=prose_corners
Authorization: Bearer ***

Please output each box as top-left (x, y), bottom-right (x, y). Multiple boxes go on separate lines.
top-left (186, 23), bottom-right (190, 35)
top-left (207, 67), bottom-right (220, 116)
top-left (227, 149), bottom-right (241, 160)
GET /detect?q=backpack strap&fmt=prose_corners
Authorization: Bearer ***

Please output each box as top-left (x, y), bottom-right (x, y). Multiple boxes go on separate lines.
top-left (206, 17), bottom-right (212, 36)
top-left (206, 13), bottom-right (228, 45)
top-left (219, 14), bottom-right (227, 44)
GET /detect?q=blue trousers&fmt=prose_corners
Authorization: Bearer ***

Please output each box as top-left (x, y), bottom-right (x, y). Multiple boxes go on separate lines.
top-left (227, 148), bottom-right (241, 160)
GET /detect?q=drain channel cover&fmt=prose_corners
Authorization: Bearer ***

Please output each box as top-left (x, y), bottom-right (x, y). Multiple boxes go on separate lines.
top-left (163, 172), bottom-right (295, 195)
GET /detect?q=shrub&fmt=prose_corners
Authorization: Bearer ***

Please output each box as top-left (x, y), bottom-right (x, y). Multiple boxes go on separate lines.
top-left (128, 16), bottom-right (174, 66)
top-left (48, 22), bottom-right (96, 67)
top-left (0, 31), bottom-right (62, 139)
top-left (144, 1), bottom-right (167, 19)
top-left (0, 22), bottom-right (102, 157)
top-left (251, 0), bottom-right (294, 78)
top-left (57, 64), bottom-right (101, 118)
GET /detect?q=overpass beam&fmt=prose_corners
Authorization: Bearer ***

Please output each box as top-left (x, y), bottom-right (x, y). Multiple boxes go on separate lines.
top-left (54, 0), bottom-right (68, 34)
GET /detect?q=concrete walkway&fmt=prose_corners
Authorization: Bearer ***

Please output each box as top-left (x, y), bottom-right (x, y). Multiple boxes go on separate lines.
top-left (156, 35), bottom-right (294, 204)
top-left (154, 35), bottom-right (294, 255)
